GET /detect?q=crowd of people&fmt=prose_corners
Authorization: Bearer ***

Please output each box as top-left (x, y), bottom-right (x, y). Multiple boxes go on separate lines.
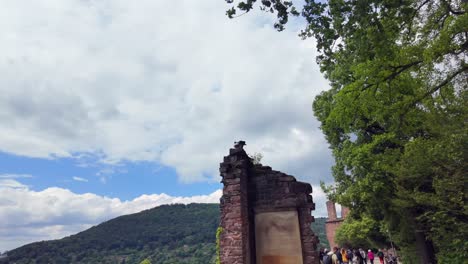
top-left (319, 247), bottom-right (398, 264)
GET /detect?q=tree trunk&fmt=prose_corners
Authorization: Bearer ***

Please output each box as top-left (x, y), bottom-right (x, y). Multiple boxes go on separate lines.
top-left (414, 230), bottom-right (436, 264)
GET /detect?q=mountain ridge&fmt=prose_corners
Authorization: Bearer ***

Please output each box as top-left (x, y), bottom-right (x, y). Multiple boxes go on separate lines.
top-left (5, 203), bottom-right (327, 263)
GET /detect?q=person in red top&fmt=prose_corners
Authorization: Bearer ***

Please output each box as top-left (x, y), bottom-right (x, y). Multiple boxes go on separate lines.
top-left (367, 249), bottom-right (375, 264)
top-left (377, 249), bottom-right (385, 264)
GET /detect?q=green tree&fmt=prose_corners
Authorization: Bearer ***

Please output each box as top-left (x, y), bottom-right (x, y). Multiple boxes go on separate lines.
top-left (140, 258), bottom-right (151, 264)
top-left (225, 1), bottom-right (467, 263)
top-left (335, 216), bottom-right (381, 249)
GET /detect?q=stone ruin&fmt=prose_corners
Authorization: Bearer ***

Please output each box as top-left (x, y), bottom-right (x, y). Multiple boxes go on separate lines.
top-left (325, 201), bottom-right (349, 249)
top-left (219, 141), bottom-right (320, 264)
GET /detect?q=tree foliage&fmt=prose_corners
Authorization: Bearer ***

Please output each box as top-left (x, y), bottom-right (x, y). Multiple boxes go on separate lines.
top-left (311, 217), bottom-right (330, 250)
top-left (140, 259), bottom-right (152, 264)
top-left (225, 0), bottom-right (467, 262)
top-left (335, 216), bottom-right (380, 249)
top-left (7, 204), bottom-right (220, 264)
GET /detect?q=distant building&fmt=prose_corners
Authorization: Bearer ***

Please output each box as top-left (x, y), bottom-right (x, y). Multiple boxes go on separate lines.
top-left (325, 201), bottom-right (349, 248)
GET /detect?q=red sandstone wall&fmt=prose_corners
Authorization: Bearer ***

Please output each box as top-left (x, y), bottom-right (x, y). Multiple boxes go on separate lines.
top-left (219, 142), bottom-right (320, 264)
top-left (325, 202), bottom-right (349, 249)
top-left (219, 147), bottom-right (252, 264)
top-left (326, 201), bottom-right (337, 220)
top-left (325, 220), bottom-right (342, 249)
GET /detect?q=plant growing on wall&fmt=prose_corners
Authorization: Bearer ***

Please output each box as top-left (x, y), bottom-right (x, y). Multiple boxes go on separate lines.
top-left (215, 227), bottom-right (223, 264)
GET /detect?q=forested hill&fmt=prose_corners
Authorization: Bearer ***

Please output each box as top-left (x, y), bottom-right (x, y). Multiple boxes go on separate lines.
top-left (6, 203), bottom-right (328, 264)
top-left (312, 217), bottom-right (329, 249)
top-left (7, 204), bottom-right (219, 264)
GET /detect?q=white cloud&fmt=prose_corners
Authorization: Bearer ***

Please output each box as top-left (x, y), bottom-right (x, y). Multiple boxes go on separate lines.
top-left (0, 0), bottom-right (333, 184)
top-left (0, 180), bottom-right (222, 252)
top-left (0, 174), bottom-right (33, 179)
top-left (72, 176), bottom-right (88, 182)
top-left (311, 185), bottom-right (329, 218)
top-left (0, 179), bottom-right (28, 189)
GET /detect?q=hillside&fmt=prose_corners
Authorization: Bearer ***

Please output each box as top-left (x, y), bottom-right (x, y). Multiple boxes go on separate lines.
top-left (6, 204), bottom-right (328, 263)
top-left (7, 204), bottom-right (219, 264)
top-left (312, 217), bottom-right (329, 250)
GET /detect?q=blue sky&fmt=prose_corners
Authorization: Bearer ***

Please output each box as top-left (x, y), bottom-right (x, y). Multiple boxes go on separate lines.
top-left (0, 0), bottom-right (333, 252)
top-left (0, 152), bottom-right (221, 200)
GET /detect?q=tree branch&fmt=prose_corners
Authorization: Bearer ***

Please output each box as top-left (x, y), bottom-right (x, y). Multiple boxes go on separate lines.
top-left (386, 60), bottom-right (423, 82)
top-left (416, 65), bottom-right (467, 104)
top-left (399, 65), bottom-right (468, 125)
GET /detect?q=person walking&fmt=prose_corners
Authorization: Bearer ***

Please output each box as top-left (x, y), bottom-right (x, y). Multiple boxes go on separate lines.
top-left (359, 248), bottom-right (366, 264)
top-left (387, 253), bottom-right (397, 264)
top-left (342, 248), bottom-right (349, 264)
top-left (336, 248), bottom-right (343, 264)
top-left (324, 247), bottom-right (339, 264)
top-left (320, 248), bottom-right (326, 264)
top-left (377, 249), bottom-right (384, 264)
top-left (367, 249), bottom-right (375, 264)
top-left (353, 249), bottom-right (362, 264)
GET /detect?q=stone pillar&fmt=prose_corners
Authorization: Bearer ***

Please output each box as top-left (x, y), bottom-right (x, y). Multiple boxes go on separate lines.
top-left (341, 206), bottom-right (350, 219)
top-left (219, 143), bottom-right (252, 264)
top-left (326, 201), bottom-right (337, 220)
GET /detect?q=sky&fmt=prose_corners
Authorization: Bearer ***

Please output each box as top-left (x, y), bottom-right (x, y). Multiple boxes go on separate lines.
top-left (0, 0), bottom-right (334, 252)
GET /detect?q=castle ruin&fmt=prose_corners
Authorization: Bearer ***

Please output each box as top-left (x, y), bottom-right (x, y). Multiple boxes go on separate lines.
top-left (325, 201), bottom-right (349, 249)
top-left (218, 142), bottom-right (320, 264)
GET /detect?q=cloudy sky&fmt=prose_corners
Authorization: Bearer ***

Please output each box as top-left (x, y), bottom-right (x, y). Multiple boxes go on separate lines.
top-left (0, 0), bottom-right (334, 252)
